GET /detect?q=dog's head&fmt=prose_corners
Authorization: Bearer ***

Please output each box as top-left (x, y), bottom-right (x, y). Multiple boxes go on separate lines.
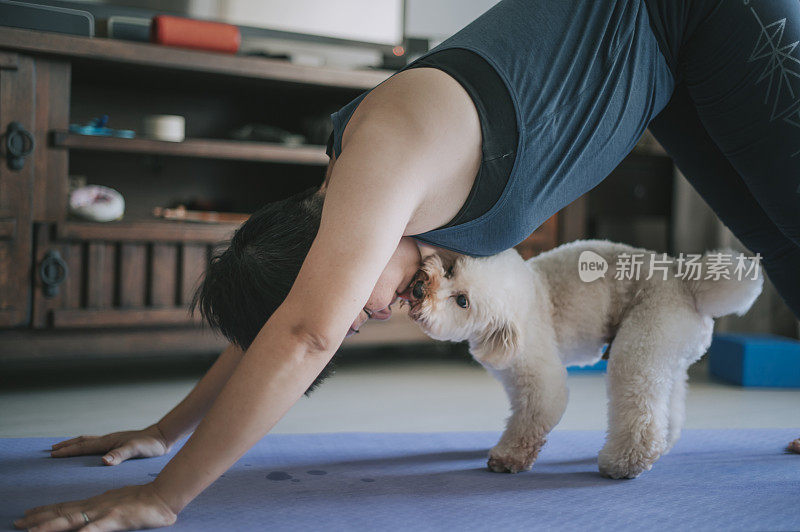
top-left (403, 249), bottom-right (531, 369)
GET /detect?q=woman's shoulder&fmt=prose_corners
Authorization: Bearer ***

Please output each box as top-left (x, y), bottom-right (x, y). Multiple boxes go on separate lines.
top-left (333, 68), bottom-right (483, 235)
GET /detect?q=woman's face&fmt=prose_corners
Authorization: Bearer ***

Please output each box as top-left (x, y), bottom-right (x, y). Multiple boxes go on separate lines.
top-left (347, 237), bottom-right (422, 336)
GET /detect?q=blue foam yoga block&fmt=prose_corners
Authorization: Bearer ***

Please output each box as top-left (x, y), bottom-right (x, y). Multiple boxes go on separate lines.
top-left (567, 359), bottom-right (607, 373)
top-left (567, 344), bottom-right (608, 373)
top-left (708, 333), bottom-right (800, 387)
top-left (567, 343), bottom-right (608, 373)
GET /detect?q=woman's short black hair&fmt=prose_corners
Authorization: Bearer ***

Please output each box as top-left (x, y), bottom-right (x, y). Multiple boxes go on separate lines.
top-left (192, 187), bottom-right (336, 395)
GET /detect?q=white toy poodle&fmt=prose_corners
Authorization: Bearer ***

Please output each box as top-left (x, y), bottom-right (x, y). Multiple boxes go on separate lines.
top-left (403, 240), bottom-right (762, 479)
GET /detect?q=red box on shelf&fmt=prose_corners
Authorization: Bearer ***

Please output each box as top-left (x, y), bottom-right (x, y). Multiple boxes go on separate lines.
top-left (150, 15), bottom-right (240, 54)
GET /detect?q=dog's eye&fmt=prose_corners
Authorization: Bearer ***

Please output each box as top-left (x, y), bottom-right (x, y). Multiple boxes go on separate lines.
top-left (454, 294), bottom-right (469, 309)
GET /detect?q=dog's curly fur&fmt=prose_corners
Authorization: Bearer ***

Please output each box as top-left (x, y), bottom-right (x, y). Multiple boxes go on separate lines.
top-left (406, 240), bottom-right (762, 478)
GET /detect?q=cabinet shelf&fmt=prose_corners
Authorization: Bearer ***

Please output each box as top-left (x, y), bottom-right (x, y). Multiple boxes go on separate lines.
top-left (0, 27), bottom-right (391, 89)
top-left (51, 131), bottom-right (330, 165)
top-left (56, 219), bottom-right (240, 243)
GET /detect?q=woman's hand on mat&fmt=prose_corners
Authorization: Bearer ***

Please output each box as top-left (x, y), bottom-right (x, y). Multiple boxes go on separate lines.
top-left (789, 438), bottom-right (800, 454)
top-left (14, 483), bottom-right (177, 531)
top-left (50, 424), bottom-right (171, 465)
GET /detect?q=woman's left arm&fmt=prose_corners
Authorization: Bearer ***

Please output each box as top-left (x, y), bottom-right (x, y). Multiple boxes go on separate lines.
top-left (14, 121), bottom-right (429, 532)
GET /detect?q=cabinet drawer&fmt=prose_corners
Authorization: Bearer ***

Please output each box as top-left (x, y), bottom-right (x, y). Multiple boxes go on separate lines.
top-left (31, 222), bottom-right (234, 329)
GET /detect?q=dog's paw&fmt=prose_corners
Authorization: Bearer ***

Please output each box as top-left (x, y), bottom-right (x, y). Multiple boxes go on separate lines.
top-left (487, 441), bottom-right (542, 473)
top-left (597, 446), bottom-right (656, 479)
top-left (487, 453), bottom-right (532, 474)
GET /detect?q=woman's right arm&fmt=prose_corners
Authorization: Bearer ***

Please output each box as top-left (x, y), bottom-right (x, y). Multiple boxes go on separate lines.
top-left (50, 343), bottom-right (245, 464)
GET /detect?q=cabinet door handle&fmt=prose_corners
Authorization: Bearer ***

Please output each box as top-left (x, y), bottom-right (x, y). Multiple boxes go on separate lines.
top-left (5, 121), bottom-right (34, 171)
top-left (40, 250), bottom-right (68, 298)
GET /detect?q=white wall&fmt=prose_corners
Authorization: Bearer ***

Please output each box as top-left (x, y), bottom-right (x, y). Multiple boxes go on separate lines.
top-left (189, 0), bottom-right (404, 45)
top-left (184, 0), bottom-right (500, 46)
top-left (405, 0), bottom-right (500, 42)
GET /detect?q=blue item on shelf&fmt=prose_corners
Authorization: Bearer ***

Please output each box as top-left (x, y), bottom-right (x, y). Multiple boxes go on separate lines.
top-left (708, 333), bottom-right (800, 388)
top-left (69, 115), bottom-right (135, 138)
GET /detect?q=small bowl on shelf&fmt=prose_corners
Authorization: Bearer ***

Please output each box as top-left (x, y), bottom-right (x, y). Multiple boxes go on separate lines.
top-left (69, 185), bottom-right (125, 222)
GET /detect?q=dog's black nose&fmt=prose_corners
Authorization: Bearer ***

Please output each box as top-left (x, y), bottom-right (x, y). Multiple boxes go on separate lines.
top-left (412, 281), bottom-right (425, 300)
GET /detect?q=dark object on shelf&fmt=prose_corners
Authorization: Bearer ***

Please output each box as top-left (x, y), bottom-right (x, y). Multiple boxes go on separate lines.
top-left (403, 37), bottom-right (431, 62)
top-left (300, 112), bottom-right (337, 146)
top-left (151, 15), bottom-right (240, 54)
top-left (96, 16), bottom-right (150, 42)
top-left (69, 116), bottom-right (135, 138)
top-left (243, 50), bottom-right (291, 61)
top-left (174, 198), bottom-right (235, 213)
top-left (4, 121), bottom-right (35, 171)
top-left (229, 124), bottom-right (305, 146)
top-left (153, 205), bottom-right (249, 225)
top-left (0, 0), bottom-right (94, 36)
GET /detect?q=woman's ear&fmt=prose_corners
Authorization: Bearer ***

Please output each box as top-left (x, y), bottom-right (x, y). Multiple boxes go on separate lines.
top-left (468, 318), bottom-right (522, 370)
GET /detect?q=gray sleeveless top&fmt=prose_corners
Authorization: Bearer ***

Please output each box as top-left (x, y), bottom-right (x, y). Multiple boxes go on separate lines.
top-left (330, 0), bottom-right (674, 256)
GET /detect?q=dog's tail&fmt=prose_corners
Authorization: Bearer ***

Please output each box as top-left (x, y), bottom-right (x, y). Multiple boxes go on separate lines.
top-left (687, 249), bottom-right (763, 318)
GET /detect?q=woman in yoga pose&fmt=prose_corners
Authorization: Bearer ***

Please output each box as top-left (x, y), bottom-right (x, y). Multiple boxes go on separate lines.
top-left (16, 0), bottom-right (800, 529)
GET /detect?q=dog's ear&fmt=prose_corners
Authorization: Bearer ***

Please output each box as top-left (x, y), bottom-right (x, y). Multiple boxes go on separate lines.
top-left (435, 249), bottom-right (461, 276)
top-left (469, 319), bottom-right (521, 370)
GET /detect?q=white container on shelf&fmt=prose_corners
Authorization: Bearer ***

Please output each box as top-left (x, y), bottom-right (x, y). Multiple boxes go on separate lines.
top-left (142, 115), bottom-right (186, 142)
top-left (69, 185), bottom-right (125, 222)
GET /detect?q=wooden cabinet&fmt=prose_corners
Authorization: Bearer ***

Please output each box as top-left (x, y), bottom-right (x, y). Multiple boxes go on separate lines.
top-left (30, 221), bottom-right (233, 329)
top-left (0, 27), bottom-right (393, 360)
top-left (0, 52), bottom-right (34, 327)
top-left (0, 27), bottom-right (567, 361)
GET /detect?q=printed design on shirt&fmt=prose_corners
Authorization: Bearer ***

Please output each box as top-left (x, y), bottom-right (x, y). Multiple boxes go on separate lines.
top-left (747, 6), bottom-right (800, 157)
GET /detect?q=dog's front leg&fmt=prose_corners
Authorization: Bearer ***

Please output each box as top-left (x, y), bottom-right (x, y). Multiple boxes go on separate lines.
top-left (486, 353), bottom-right (568, 473)
top-left (597, 307), bottom-right (702, 479)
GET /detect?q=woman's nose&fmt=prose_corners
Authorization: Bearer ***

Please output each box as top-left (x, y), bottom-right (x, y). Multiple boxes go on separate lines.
top-left (411, 281), bottom-right (425, 300)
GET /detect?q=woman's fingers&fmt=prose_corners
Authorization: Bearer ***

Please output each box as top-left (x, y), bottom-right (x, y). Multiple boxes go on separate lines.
top-left (102, 443), bottom-right (139, 466)
top-left (106, 437), bottom-right (170, 465)
top-left (80, 512), bottom-right (122, 532)
top-left (16, 485), bottom-right (178, 532)
top-left (24, 510), bottom-right (90, 532)
top-left (24, 499), bottom-right (87, 517)
top-left (51, 436), bottom-right (91, 451)
top-left (788, 438), bottom-right (800, 453)
top-left (18, 501), bottom-right (88, 529)
top-left (50, 433), bottom-right (167, 464)
top-left (51, 437), bottom-right (111, 458)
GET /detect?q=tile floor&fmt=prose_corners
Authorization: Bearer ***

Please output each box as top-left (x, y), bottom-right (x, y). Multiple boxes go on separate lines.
top-left (2, 352), bottom-right (799, 438)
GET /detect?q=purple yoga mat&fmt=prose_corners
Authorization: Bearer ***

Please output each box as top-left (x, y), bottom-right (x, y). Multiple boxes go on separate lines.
top-left (2, 429), bottom-right (799, 531)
